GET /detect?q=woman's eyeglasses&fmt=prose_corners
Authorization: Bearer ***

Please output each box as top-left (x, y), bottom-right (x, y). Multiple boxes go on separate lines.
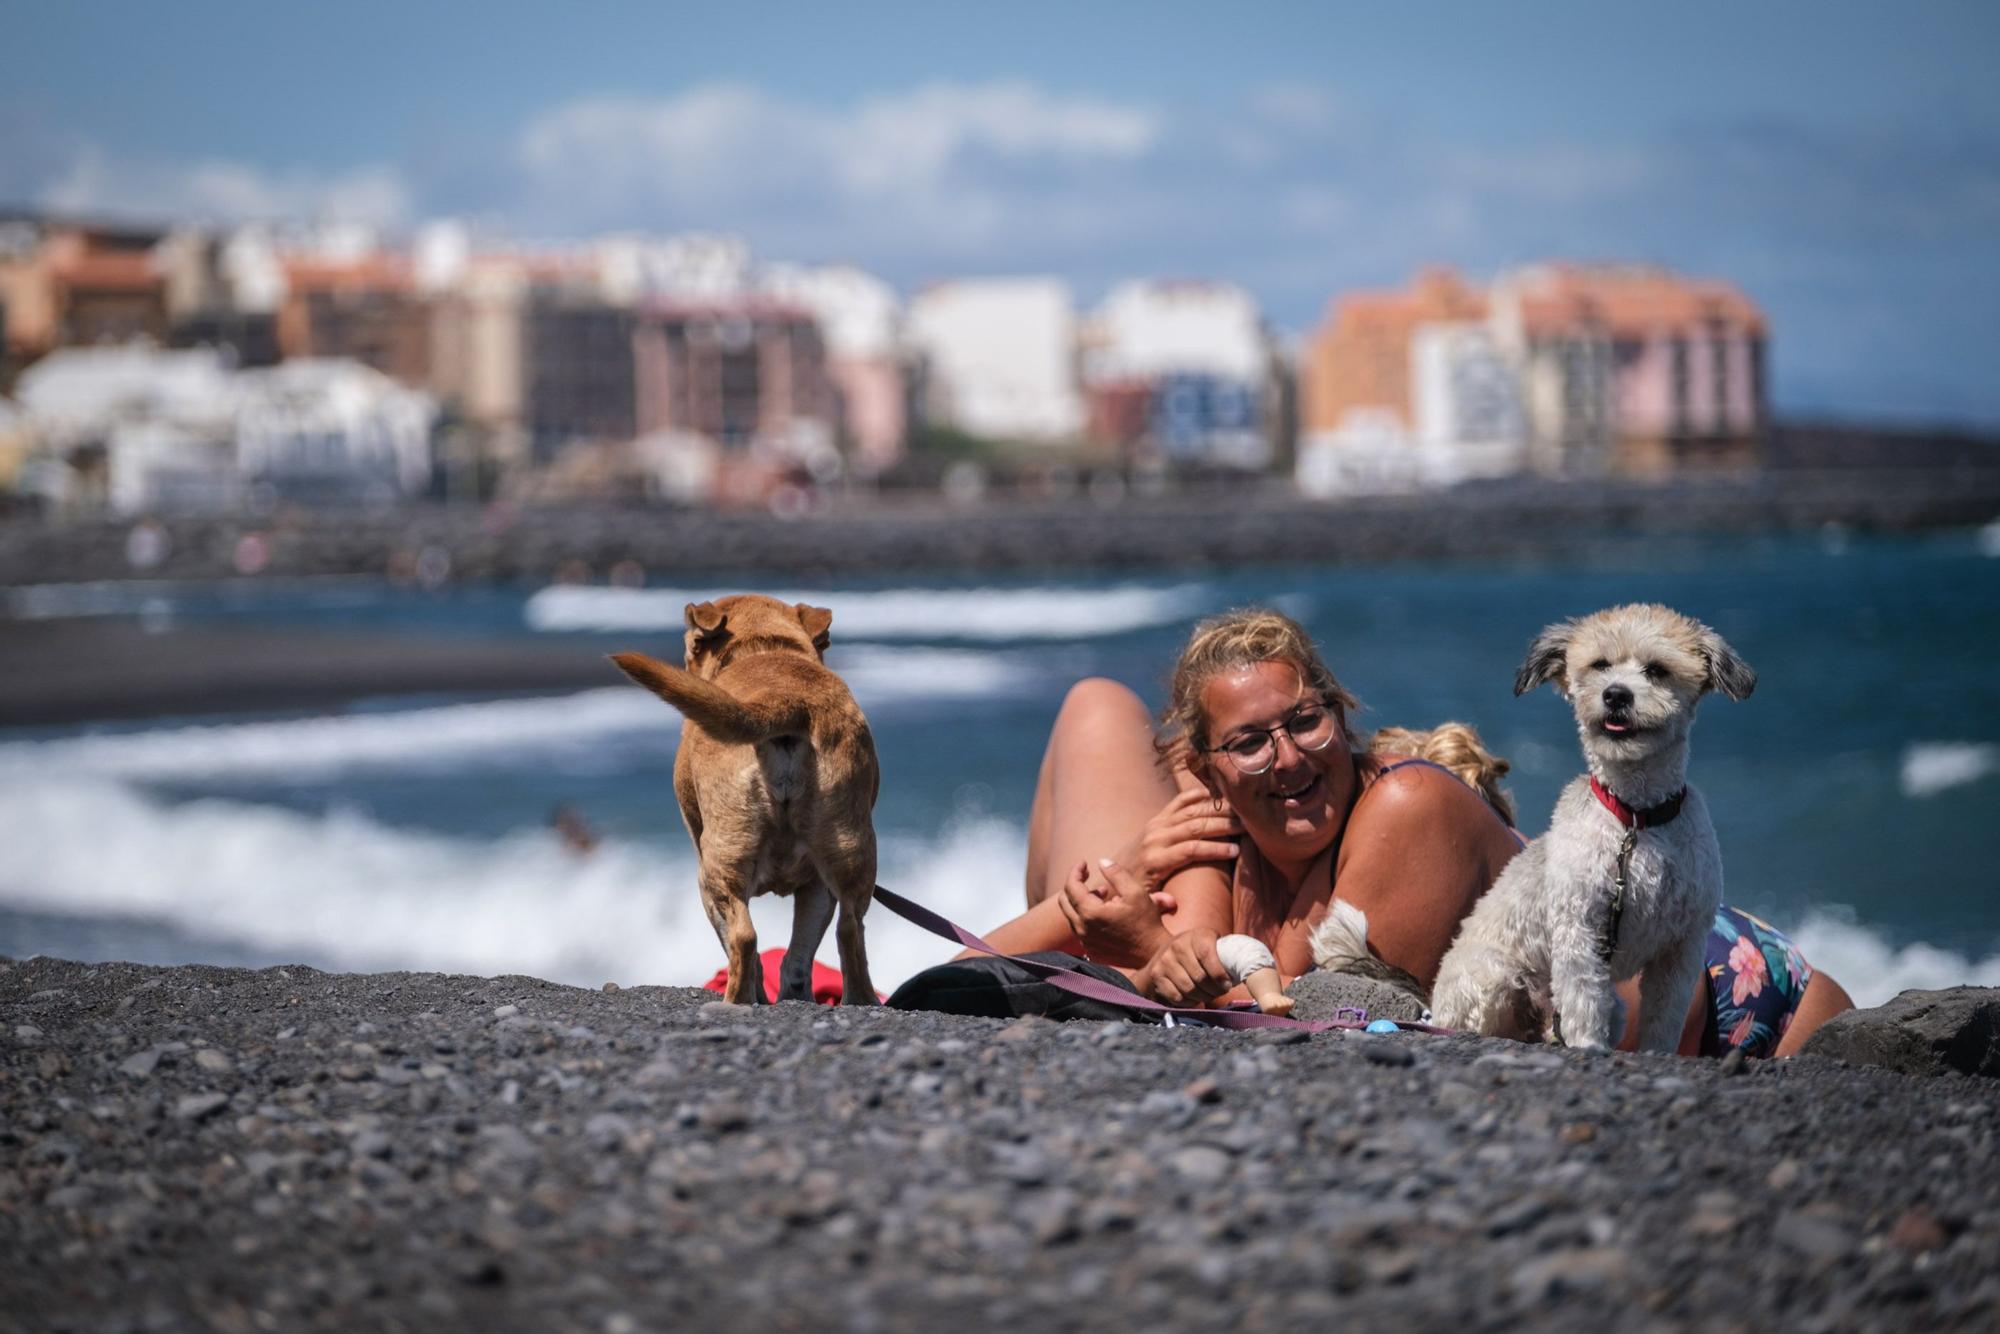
top-left (1205, 703), bottom-right (1339, 776)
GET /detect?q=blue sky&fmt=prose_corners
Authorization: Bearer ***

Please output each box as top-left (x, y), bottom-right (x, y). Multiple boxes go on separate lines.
top-left (6, 1), bottom-right (1998, 425)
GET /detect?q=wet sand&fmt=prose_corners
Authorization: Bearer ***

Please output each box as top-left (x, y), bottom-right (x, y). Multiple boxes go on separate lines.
top-left (0, 619), bottom-right (613, 727)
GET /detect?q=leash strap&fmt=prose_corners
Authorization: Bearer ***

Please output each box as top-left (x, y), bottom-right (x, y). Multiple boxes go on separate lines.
top-left (871, 885), bottom-right (1444, 1035)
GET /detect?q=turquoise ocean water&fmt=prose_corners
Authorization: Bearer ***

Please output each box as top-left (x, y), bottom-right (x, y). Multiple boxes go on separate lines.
top-left (2, 529), bottom-right (1996, 1005)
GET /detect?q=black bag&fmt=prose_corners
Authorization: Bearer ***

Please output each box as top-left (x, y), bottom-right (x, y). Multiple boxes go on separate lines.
top-left (886, 950), bottom-right (1152, 1023)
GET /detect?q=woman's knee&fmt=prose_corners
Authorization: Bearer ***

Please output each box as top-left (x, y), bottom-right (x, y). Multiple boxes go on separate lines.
top-left (1054, 677), bottom-right (1151, 742)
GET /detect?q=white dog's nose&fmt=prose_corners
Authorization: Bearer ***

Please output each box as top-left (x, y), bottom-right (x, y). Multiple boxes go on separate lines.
top-left (1602, 683), bottom-right (1634, 710)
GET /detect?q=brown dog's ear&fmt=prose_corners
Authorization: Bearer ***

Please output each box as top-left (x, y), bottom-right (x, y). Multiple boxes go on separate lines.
top-left (796, 603), bottom-right (833, 653)
top-left (1697, 626), bottom-right (1757, 701)
top-left (1514, 620), bottom-right (1573, 696)
top-left (685, 601), bottom-right (727, 635)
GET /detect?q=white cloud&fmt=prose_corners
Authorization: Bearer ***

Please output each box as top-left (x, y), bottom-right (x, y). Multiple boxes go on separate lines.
top-left (509, 80), bottom-right (1163, 252)
top-left (33, 142), bottom-right (409, 229)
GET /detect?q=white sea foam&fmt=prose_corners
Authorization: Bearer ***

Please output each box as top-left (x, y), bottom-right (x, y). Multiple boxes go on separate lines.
top-left (1977, 518), bottom-right (2000, 558)
top-left (0, 778), bottom-right (1022, 992)
top-left (6, 774), bottom-right (1997, 1005)
top-left (0, 648), bottom-right (1021, 783)
top-left (1791, 910), bottom-right (2000, 1009)
top-left (524, 582), bottom-right (1209, 641)
top-left (1900, 742), bottom-right (1999, 798)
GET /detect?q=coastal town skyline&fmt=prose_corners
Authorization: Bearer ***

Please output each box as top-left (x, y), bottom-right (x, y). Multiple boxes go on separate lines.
top-left (5, 1), bottom-right (1997, 427)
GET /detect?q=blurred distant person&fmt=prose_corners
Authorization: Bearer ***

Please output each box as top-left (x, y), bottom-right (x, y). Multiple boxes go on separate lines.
top-left (550, 804), bottom-right (601, 856)
top-left (124, 519), bottom-right (170, 571)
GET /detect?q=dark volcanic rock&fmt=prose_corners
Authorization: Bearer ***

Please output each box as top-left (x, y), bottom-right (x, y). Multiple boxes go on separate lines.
top-left (1283, 969), bottom-right (1428, 1024)
top-left (1800, 986), bottom-right (2000, 1079)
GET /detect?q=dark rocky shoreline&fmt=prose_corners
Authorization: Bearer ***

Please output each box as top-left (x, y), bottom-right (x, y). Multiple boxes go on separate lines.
top-left (5, 954), bottom-right (1997, 1332)
top-left (6, 468), bottom-right (2000, 587)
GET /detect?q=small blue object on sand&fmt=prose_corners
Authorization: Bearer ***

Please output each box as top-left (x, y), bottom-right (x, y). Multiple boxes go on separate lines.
top-left (1365, 1019), bottom-right (1401, 1035)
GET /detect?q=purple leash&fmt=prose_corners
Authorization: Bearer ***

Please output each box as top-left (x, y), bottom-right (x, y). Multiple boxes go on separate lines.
top-left (871, 884), bottom-right (1388, 1035)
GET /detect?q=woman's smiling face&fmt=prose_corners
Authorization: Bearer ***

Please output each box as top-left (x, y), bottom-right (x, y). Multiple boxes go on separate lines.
top-left (1199, 659), bottom-right (1356, 864)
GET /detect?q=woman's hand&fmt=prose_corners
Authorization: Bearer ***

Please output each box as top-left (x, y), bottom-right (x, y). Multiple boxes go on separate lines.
top-left (1112, 787), bottom-right (1242, 894)
top-left (1133, 926), bottom-right (1234, 1007)
top-left (1057, 856), bottom-right (1175, 966)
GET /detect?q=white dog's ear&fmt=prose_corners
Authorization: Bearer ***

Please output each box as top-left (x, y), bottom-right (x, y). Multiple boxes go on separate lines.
top-left (1698, 625), bottom-right (1756, 700)
top-left (1514, 621), bottom-right (1573, 696)
top-left (795, 603), bottom-right (833, 654)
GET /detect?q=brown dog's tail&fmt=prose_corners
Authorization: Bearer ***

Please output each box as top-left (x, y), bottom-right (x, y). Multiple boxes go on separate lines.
top-left (609, 652), bottom-right (810, 744)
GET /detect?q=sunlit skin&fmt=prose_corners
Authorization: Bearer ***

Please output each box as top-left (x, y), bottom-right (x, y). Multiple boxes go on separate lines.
top-left (982, 666), bottom-right (1520, 1004)
top-left (1199, 662), bottom-right (1354, 878)
top-left (969, 656), bottom-right (1855, 1048)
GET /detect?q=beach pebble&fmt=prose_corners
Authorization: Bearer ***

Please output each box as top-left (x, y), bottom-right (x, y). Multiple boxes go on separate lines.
top-left (1166, 1145), bottom-right (1233, 1187)
top-left (1775, 1210), bottom-right (1857, 1263)
top-left (1363, 1041), bottom-right (1415, 1068)
top-left (175, 1093), bottom-right (231, 1122)
top-left (1510, 1247), bottom-right (1631, 1300)
top-left (195, 1049), bottom-right (234, 1073)
top-left (118, 1048), bottom-right (161, 1079)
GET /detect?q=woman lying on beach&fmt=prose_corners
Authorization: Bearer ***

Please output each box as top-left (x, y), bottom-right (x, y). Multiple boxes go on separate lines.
top-left (891, 606), bottom-right (1853, 1057)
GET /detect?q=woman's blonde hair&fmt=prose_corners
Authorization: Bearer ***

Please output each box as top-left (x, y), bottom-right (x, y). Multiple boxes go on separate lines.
top-left (1370, 722), bottom-right (1517, 826)
top-left (1158, 607), bottom-right (1360, 768)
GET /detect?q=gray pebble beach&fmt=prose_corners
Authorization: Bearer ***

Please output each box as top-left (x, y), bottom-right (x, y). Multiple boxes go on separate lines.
top-left (4, 954), bottom-right (1996, 1332)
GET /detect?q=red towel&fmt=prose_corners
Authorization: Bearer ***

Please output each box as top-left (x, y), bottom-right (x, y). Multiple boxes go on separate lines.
top-left (701, 948), bottom-right (871, 1004)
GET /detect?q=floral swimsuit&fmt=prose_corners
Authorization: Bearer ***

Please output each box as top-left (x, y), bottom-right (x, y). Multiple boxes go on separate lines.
top-left (1700, 905), bottom-right (1814, 1058)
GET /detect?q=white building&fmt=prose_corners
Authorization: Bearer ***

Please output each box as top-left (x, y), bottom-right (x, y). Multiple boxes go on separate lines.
top-left (595, 233), bottom-right (752, 305)
top-left (1408, 322), bottom-right (1528, 484)
top-left (235, 359), bottom-right (435, 503)
top-left (1084, 279), bottom-right (1269, 384)
top-left (1295, 409), bottom-right (1424, 497)
top-left (905, 278), bottom-right (1083, 442)
top-left (14, 346), bottom-right (241, 512)
top-left (1082, 279), bottom-right (1279, 469)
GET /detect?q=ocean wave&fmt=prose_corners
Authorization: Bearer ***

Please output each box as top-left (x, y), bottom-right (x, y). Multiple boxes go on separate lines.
top-left (524, 582), bottom-right (1210, 641)
top-left (0, 649), bottom-right (1022, 783)
top-left (1900, 742), bottom-right (1999, 798)
top-left (0, 778), bottom-right (1026, 992)
top-left (1790, 911), bottom-right (2000, 1009)
top-left (6, 773), bottom-right (1996, 1007)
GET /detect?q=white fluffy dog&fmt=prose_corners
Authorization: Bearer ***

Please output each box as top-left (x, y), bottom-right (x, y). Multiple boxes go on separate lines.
top-left (1430, 604), bottom-right (1755, 1051)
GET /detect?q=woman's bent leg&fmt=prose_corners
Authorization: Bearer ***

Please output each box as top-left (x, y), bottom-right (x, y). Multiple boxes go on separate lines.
top-left (1024, 678), bottom-right (1175, 908)
top-left (1774, 970), bottom-right (1856, 1058)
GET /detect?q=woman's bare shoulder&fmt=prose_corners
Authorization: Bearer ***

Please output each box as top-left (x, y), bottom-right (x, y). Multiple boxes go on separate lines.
top-left (1345, 758), bottom-right (1518, 864)
top-left (1353, 757), bottom-right (1489, 822)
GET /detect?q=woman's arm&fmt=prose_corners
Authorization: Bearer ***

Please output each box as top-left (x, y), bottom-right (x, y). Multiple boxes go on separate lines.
top-left (1328, 763), bottom-right (1521, 991)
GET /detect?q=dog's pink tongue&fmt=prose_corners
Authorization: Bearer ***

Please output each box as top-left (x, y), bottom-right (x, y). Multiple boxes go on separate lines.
top-left (1604, 720), bottom-right (1630, 734)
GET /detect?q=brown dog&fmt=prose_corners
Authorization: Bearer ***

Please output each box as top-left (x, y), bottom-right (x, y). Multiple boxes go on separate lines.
top-left (611, 594), bottom-right (879, 1005)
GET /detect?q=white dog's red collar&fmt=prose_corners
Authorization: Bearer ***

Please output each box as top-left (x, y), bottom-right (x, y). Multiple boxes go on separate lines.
top-left (1588, 776), bottom-right (1686, 830)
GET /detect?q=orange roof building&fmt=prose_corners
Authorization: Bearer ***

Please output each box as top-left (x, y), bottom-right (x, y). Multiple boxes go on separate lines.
top-left (1300, 267), bottom-right (1486, 439)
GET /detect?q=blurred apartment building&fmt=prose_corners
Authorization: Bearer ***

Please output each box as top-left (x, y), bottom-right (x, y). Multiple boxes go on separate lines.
top-left (1081, 279), bottom-right (1288, 471)
top-left (1297, 263), bottom-right (1766, 495)
top-left (10, 344), bottom-right (433, 514)
top-left (906, 278), bottom-right (1084, 445)
top-left (0, 214), bottom-right (288, 384)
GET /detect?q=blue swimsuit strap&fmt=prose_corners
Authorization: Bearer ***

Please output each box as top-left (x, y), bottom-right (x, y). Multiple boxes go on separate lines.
top-left (1369, 755), bottom-right (1527, 848)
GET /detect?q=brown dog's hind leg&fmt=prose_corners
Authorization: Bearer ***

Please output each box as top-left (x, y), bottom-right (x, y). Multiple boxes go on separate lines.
top-left (780, 882), bottom-right (836, 1002)
top-left (701, 877), bottom-right (764, 1005)
top-left (814, 844), bottom-right (877, 1006)
top-left (833, 893), bottom-right (875, 1006)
